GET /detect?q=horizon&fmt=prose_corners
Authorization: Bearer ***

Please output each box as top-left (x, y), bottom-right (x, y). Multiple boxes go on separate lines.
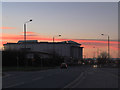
top-left (1, 2), bottom-right (118, 58)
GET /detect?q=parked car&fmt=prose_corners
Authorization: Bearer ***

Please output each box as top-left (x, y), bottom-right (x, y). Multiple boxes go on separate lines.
top-left (60, 63), bottom-right (68, 69)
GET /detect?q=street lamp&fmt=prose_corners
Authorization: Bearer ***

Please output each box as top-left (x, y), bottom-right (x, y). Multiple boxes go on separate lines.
top-left (101, 34), bottom-right (110, 59)
top-left (53, 34), bottom-right (61, 43)
top-left (24, 19), bottom-right (32, 67)
top-left (93, 47), bottom-right (96, 59)
top-left (52, 35), bottom-right (61, 57)
top-left (97, 48), bottom-right (100, 57)
top-left (24, 19), bottom-right (32, 49)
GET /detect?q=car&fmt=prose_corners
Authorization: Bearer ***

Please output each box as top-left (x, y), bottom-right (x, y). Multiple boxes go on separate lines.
top-left (60, 63), bottom-right (68, 69)
top-left (93, 65), bottom-right (98, 68)
top-left (82, 62), bottom-right (85, 65)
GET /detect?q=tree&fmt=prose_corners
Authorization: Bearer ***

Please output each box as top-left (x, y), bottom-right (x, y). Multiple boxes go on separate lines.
top-left (97, 51), bottom-right (108, 65)
top-left (98, 51), bottom-right (108, 59)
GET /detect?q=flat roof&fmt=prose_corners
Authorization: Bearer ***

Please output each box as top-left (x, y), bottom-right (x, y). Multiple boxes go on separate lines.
top-left (4, 42), bottom-right (81, 45)
top-left (3, 40), bottom-right (81, 45)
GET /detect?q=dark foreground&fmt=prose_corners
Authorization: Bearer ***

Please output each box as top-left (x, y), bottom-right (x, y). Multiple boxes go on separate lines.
top-left (2, 65), bottom-right (119, 89)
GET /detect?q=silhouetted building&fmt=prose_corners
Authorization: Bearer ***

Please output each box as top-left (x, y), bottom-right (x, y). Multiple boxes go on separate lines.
top-left (3, 40), bottom-right (83, 62)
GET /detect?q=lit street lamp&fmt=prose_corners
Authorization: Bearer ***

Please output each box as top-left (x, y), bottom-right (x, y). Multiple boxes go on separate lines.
top-left (101, 34), bottom-right (110, 59)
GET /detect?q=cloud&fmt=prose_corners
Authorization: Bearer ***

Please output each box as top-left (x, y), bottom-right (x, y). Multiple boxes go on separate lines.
top-left (110, 46), bottom-right (118, 50)
top-left (1, 33), bottom-right (23, 40)
top-left (20, 35), bottom-right (39, 36)
top-left (0, 27), bottom-right (16, 29)
top-left (1, 33), bottom-right (119, 45)
top-left (0, 33), bottom-right (119, 54)
top-left (71, 39), bottom-right (118, 44)
top-left (0, 33), bottom-right (119, 58)
top-left (19, 32), bottom-right (40, 36)
top-left (20, 32), bottom-right (36, 34)
top-left (1, 33), bottom-right (51, 41)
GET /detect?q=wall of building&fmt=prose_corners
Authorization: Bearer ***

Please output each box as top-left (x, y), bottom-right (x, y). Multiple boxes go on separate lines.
top-left (4, 43), bottom-right (83, 59)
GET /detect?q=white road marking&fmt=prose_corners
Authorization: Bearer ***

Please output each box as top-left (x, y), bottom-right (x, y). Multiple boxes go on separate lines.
top-left (99, 69), bottom-right (119, 79)
top-left (4, 76), bottom-right (43, 88)
top-left (5, 82), bottom-right (25, 88)
top-left (47, 72), bottom-right (60, 77)
top-left (2, 74), bottom-right (11, 79)
top-left (32, 77), bottom-right (43, 81)
top-left (71, 76), bottom-right (86, 88)
top-left (64, 72), bottom-right (84, 88)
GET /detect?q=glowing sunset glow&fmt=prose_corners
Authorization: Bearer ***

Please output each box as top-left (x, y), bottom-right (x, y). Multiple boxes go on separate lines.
top-left (2, 2), bottom-right (118, 58)
top-left (0, 27), bottom-right (16, 29)
top-left (20, 32), bottom-right (36, 34)
top-left (1, 32), bottom-right (118, 58)
top-left (1, 33), bottom-right (118, 44)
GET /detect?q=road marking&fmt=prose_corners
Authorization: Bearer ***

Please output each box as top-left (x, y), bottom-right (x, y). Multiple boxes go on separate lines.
top-left (5, 82), bottom-right (25, 88)
top-left (71, 76), bottom-right (86, 88)
top-left (47, 72), bottom-right (60, 77)
top-left (64, 72), bottom-right (84, 88)
top-left (99, 69), bottom-right (119, 79)
top-left (32, 77), bottom-right (43, 81)
top-left (4, 77), bottom-right (43, 88)
top-left (2, 74), bottom-right (11, 79)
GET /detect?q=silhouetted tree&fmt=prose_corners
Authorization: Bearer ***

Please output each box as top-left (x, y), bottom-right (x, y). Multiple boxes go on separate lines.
top-left (97, 51), bottom-right (110, 65)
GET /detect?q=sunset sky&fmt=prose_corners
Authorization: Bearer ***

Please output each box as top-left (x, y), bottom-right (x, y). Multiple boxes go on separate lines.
top-left (1, 2), bottom-right (118, 58)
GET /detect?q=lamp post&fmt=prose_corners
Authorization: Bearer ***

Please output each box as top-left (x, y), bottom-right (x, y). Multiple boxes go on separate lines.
top-left (53, 35), bottom-right (61, 43)
top-left (101, 34), bottom-right (110, 59)
top-left (93, 47), bottom-right (96, 59)
top-left (24, 19), bottom-right (32, 49)
top-left (52, 35), bottom-right (61, 57)
top-left (93, 47), bottom-right (100, 58)
top-left (24, 19), bottom-right (32, 67)
top-left (97, 48), bottom-right (99, 57)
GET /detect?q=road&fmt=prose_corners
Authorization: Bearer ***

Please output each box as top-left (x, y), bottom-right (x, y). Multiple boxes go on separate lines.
top-left (2, 65), bottom-right (119, 88)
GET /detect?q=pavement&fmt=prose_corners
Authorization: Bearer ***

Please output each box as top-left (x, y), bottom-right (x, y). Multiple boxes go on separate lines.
top-left (2, 65), bottom-right (119, 88)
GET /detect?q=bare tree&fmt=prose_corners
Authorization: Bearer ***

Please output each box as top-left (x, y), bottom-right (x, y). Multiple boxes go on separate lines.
top-left (98, 51), bottom-right (108, 59)
top-left (97, 51), bottom-right (109, 65)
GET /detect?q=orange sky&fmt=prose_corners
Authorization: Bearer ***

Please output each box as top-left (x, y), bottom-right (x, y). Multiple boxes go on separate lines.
top-left (1, 2), bottom-right (118, 58)
top-left (0, 27), bottom-right (16, 29)
top-left (0, 32), bottom-right (119, 58)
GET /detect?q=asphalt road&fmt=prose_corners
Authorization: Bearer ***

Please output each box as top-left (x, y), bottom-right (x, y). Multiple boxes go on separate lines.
top-left (2, 65), bottom-right (119, 88)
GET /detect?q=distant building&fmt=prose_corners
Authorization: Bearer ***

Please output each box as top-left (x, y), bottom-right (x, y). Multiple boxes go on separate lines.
top-left (3, 40), bottom-right (83, 62)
